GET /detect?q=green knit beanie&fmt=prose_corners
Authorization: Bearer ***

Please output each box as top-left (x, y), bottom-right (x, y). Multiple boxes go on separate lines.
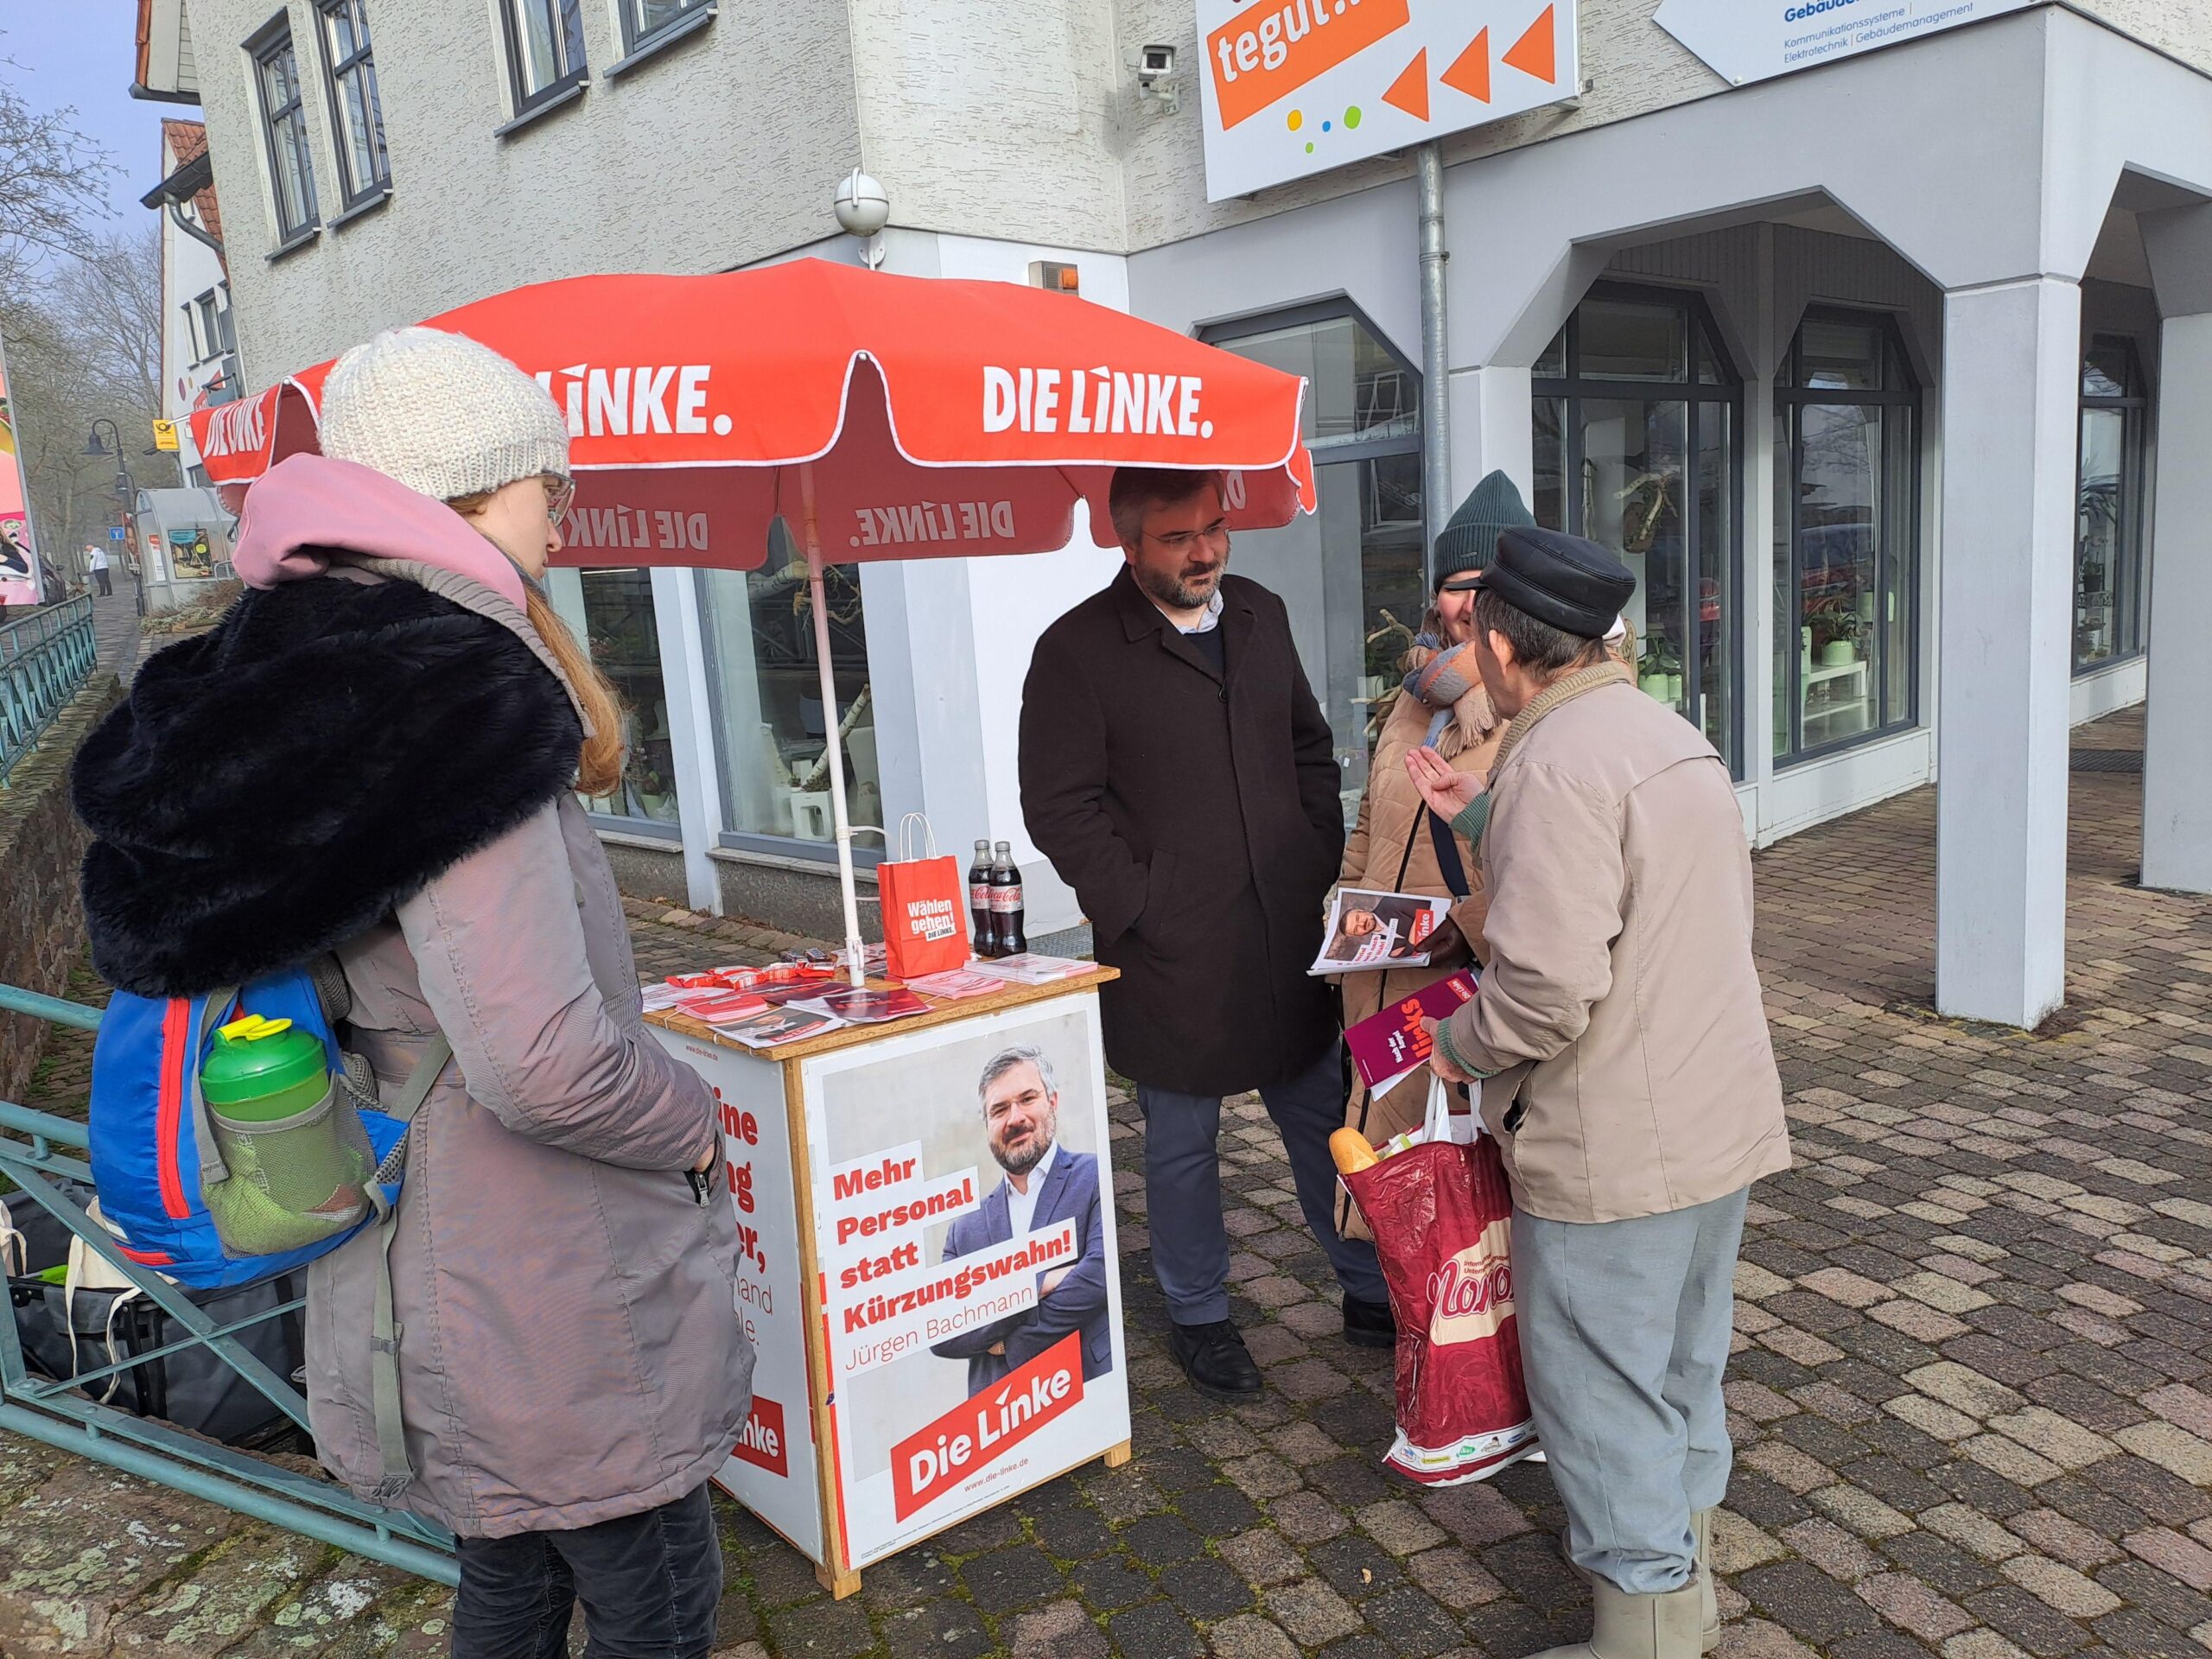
top-left (1432, 470), bottom-right (1536, 587)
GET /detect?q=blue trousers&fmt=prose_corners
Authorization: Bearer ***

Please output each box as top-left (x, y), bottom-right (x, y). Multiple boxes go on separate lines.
top-left (1512, 1187), bottom-right (1749, 1596)
top-left (1136, 1046), bottom-right (1389, 1323)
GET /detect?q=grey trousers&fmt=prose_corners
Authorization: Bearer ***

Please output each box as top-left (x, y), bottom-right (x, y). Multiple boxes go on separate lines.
top-left (1513, 1186), bottom-right (1749, 1596)
top-left (1136, 1047), bottom-right (1389, 1323)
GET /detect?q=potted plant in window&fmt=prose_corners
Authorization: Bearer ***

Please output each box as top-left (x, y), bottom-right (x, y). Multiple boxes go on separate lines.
top-left (1813, 610), bottom-right (1864, 668)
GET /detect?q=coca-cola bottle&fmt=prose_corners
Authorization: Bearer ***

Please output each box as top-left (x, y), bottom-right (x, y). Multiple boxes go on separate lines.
top-left (969, 839), bottom-right (995, 958)
top-left (988, 841), bottom-right (1027, 957)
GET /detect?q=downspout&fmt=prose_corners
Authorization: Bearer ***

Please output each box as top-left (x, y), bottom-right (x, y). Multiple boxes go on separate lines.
top-left (166, 199), bottom-right (223, 261)
top-left (1416, 142), bottom-right (1452, 577)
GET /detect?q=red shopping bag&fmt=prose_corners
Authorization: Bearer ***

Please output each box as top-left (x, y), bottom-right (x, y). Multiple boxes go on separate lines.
top-left (879, 814), bottom-right (970, 980)
top-left (1338, 1077), bottom-right (1540, 1485)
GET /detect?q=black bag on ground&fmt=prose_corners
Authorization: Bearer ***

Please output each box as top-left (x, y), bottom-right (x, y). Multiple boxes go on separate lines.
top-left (3, 1182), bottom-right (305, 1446)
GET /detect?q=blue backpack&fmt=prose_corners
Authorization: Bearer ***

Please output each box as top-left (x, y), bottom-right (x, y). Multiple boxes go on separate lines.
top-left (88, 964), bottom-right (442, 1288)
top-left (88, 963), bottom-right (448, 1497)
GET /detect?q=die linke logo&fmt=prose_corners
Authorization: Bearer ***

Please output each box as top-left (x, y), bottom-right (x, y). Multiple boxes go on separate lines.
top-left (1427, 1216), bottom-right (1515, 1345)
top-left (982, 366), bottom-right (1215, 439)
top-left (891, 1334), bottom-right (1084, 1521)
top-left (533, 363), bottom-right (733, 439)
top-left (849, 499), bottom-right (1016, 550)
top-left (732, 1395), bottom-right (790, 1478)
top-left (197, 395), bottom-right (268, 459)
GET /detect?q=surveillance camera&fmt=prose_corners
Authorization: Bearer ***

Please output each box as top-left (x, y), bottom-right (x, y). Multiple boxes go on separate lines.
top-left (832, 168), bottom-right (890, 240)
top-left (1128, 44), bottom-right (1182, 112)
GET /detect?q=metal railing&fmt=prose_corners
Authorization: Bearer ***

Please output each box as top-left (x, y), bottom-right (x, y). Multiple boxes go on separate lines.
top-left (0, 597), bottom-right (99, 785)
top-left (0, 983), bottom-right (457, 1584)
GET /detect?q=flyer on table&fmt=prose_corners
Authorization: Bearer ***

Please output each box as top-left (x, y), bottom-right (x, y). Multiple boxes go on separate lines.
top-left (803, 1001), bottom-right (1129, 1567)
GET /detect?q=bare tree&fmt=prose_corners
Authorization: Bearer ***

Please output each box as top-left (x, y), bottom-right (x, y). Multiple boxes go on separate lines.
top-left (0, 58), bottom-right (118, 286)
top-left (51, 228), bottom-right (165, 415)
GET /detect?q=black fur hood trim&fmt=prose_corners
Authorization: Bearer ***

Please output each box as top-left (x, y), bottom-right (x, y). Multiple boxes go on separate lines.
top-left (74, 568), bottom-right (583, 996)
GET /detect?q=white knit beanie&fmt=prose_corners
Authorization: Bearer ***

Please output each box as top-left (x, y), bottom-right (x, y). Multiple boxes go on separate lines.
top-left (317, 327), bottom-right (570, 503)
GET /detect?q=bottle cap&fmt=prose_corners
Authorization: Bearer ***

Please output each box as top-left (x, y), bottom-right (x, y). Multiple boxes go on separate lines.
top-left (201, 1015), bottom-right (327, 1105)
top-left (995, 841), bottom-right (1011, 855)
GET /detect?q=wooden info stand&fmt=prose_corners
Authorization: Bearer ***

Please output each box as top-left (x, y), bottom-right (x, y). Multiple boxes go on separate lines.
top-left (647, 968), bottom-right (1130, 1599)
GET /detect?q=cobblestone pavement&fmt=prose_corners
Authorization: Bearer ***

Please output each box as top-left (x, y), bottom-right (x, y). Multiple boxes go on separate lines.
top-left (4, 708), bottom-right (2209, 1659)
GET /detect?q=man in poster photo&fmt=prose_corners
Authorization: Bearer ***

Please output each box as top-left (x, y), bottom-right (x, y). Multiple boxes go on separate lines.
top-left (931, 1046), bottom-right (1112, 1396)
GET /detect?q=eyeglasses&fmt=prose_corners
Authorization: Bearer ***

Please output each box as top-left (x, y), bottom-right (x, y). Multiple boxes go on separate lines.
top-left (1143, 518), bottom-right (1230, 554)
top-left (544, 476), bottom-right (575, 524)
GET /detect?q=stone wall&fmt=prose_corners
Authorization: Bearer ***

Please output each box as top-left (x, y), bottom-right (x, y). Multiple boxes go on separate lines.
top-left (0, 676), bottom-right (122, 1106)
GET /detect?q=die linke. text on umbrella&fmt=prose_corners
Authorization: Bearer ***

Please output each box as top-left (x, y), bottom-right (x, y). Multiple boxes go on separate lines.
top-left (983, 366), bottom-right (1217, 440)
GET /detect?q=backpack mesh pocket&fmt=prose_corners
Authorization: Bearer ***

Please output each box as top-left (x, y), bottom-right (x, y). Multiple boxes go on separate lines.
top-left (203, 1087), bottom-right (374, 1256)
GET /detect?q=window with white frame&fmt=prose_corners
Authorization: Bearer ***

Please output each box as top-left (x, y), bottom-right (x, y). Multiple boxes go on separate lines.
top-left (249, 16), bottom-right (319, 242)
top-left (620, 0), bottom-right (711, 54)
top-left (315, 0), bottom-right (390, 207)
top-left (498, 0), bottom-right (588, 116)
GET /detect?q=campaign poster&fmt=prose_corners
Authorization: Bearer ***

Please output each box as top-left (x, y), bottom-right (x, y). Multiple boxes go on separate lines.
top-left (0, 338), bottom-right (41, 606)
top-left (803, 997), bottom-right (1128, 1567)
top-left (650, 1030), bottom-right (823, 1559)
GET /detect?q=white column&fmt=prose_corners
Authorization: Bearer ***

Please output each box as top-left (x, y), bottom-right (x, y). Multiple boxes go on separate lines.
top-left (2139, 206), bottom-right (2212, 894)
top-left (1935, 277), bottom-right (2082, 1027)
top-left (1445, 366), bottom-right (1535, 502)
top-left (651, 567), bottom-right (727, 915)
top-left (2141, 312), bottom-right (2212, 891)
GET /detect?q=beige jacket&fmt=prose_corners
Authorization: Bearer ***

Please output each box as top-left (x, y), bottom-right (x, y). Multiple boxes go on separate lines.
top-left (1332, 673), bottom-right (1500, 1239)
top-left (1440, 677), bottom-right (1790, 1223)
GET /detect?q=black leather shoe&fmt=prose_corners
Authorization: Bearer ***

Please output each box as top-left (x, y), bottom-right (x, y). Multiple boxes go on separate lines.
top-left (1167, 1319), bottom-right (1263, 1398)
top-left (1343, 1294), bottom-right (1396, 1348)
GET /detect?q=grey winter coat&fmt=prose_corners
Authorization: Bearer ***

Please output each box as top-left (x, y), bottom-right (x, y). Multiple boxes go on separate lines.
top-left (73, 454), bottom-right (753, 1540)
top-left (315, 789), bottom-right (752, 1537)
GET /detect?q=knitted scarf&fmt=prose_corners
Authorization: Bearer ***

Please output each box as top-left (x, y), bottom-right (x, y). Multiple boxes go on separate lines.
top-left (1451, 659), bottom-right (1633, 847)
top-left (1401, 637), bottom-right (1494, 753)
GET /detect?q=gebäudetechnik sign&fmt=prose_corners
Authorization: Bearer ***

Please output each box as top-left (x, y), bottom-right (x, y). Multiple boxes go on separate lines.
top-left (1196, 0), bottom-right (1580, 200)
top-left (1653, 0), bottom-right (2033, 87)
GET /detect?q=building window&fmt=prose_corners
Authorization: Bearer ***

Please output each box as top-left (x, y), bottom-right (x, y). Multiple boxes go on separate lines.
top-left (498, 0), bottom-right (588, 114)
top-left (315, 0), bottom-right (390, 206)
top-left (2075, 336), bottom-right (2148, 672)
top-left (249, 17), bottom-right (320, 242)
top-left (1532, 284), bottom-right (1741, 771)
top-left (1772, 308), bottom-right (1920, 764)
top-left (620, 0), bottom-right (711, 54)
top-left (700, 526), bottom-right (876, 849)
top-left (546, 568), bottom-right (683, 827)
top-left (1205, 302), bottom-right (1423, 830)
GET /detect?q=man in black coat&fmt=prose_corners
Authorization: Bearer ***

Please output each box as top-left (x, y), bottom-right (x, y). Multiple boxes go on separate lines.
top-left (1019, 467), bottom-right (1392, 1397)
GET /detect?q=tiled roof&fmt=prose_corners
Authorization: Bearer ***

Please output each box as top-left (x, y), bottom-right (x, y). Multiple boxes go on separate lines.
top-left (159, 118), bottom-right (226, 269)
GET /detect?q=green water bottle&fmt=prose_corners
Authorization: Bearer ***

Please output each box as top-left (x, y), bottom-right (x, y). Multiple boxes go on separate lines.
top-left (202, 1015), bottom-right (329, 1123)
top-left (200, 1014), bottom-right (368, 1252)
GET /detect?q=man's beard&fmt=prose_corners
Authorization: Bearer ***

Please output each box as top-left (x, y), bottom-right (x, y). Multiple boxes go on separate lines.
top-left (994, 1130), bottom-right (1051, 1177)
top-left (1132, 556), bottom-right (1225, 613)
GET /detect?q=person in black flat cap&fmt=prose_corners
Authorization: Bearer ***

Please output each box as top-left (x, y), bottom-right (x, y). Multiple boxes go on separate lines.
top-left (1403, 526), bottom-right (1792, 1659)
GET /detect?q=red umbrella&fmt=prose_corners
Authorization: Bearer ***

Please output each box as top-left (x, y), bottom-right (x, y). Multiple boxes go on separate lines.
top-left (194, 258), bottom-right (1318, 980)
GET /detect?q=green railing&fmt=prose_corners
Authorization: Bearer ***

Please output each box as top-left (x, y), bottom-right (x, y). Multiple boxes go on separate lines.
top-left (0, 596), bottom-right (99, 785)
top-left (0, 982), bottom-right (457, 1584)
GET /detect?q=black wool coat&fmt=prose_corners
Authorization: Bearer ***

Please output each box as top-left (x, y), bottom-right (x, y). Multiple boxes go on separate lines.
top-left (1019, 569), bottom-right (1344, 1096)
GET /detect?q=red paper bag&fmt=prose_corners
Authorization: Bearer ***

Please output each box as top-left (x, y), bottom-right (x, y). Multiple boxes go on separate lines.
top-left (1338, 1078), bottom-right (1540, 1485)
top-left (880, 815), bottom-right (970, 980)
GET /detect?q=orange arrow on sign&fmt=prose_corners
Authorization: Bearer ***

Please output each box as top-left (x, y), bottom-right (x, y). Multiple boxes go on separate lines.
top-left (1503, 5), bottom-right (1557, 82)
top-left (1382, 48), bottom-right (1429, 120)
top-left (1442, 28), bottom-right (1491, 102)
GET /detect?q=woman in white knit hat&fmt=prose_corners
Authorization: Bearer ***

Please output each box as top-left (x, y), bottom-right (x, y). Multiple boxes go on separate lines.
top-left (76, 327), bottom-right (753, 1657)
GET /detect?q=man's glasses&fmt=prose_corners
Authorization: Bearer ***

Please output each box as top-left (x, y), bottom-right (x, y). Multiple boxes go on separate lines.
top-left (1143, 518), bottom-right (1230, 555)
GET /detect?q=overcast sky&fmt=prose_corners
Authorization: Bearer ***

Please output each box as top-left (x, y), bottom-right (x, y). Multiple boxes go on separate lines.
top-left (3, 2), bottom-right (177, 240)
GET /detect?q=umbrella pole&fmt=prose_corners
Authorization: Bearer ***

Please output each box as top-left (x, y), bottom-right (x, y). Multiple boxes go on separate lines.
top-left (800, 464), bottom-right (868, 988)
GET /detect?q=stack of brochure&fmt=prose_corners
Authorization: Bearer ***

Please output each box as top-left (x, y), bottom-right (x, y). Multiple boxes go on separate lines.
top-left (979, 953), bottom-right (1091, 984)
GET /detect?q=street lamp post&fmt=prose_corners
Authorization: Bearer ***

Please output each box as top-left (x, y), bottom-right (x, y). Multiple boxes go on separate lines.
top-left (86, 420), bottom-right (143, 615)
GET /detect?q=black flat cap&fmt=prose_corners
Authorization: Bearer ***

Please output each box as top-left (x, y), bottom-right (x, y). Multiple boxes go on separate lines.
top-left (1480, 527), bottom-right (1637, 639)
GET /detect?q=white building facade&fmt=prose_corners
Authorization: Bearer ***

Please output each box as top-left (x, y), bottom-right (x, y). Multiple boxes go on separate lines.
top-left (158, 0), bottom-right (2212, 1027)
